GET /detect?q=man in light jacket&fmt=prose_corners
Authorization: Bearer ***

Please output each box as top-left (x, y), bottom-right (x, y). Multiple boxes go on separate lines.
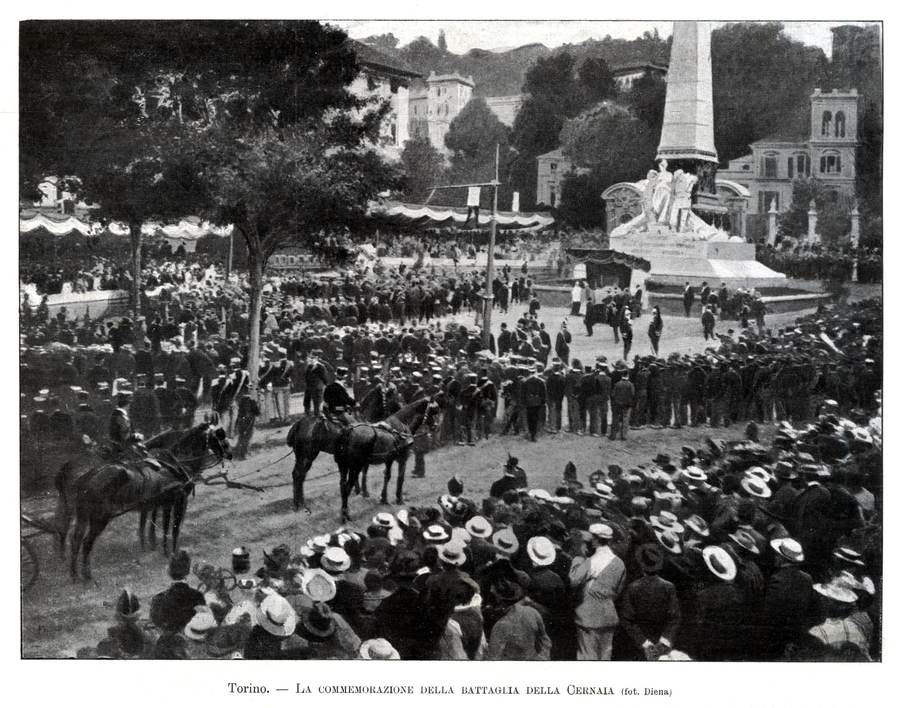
top-left (568, 523), bottom-right (626, 660)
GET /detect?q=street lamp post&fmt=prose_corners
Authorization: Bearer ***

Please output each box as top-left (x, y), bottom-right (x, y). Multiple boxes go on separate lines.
top-left (482, 144), bottom-right (500, 351)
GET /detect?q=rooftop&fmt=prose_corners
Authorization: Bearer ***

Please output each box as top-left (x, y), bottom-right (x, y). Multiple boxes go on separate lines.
top-left (426, 71), bottom-right (476, 88)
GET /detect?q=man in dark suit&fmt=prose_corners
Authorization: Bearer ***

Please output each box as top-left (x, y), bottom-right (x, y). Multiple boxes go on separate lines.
top-left (760, 537), bottom-right (814, 659)
top-left (497, 322), bottom-right (513, 357)
top-left (150, 550), bottom-right (205, 634)
top-left (619, 544), bottom-right (681, 660)
top-left (610, 365), bottom-right (635, 440)
top-left (521, 365), bottom-right (547, 442)
top-left (682, 282), bottom-right (695, 317)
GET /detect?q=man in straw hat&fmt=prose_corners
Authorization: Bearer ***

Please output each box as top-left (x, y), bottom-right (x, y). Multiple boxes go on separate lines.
top-left (759, 538), bottom-right (814, 659)
top-left (568, 523), bottom-right (626, 660)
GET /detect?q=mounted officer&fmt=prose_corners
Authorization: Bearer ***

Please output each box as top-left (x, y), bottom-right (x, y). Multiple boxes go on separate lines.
top-left (323, 366), bottom-right (357, 425)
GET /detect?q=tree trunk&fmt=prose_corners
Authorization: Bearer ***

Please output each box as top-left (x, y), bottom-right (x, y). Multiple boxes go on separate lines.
top-left (247, 249), bottom-right (263, 397)
top-left (130, 223), bottom-right (142, 316)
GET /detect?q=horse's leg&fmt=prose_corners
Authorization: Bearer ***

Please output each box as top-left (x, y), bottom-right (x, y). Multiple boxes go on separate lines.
top-left (53, 475), bottom-right (71, 554)
top-left (339, 464), bottom-right (351, 522)
top-left (139, 510), bottom-right (147, 550)
top-left (380, 461), bottom-right (392, 505)
top-left (360, 466), bottom-right (370, 498)
top-left (292, 452), bottom-right (315, 511)
top-left (69, 514), bottom-right (88, 581)
top-left (161, 504), bottom-right (172, 556)
top-left (171, 496), bottom-right (188, 554)
top-left (395, 453), bottom-right (407, 505)
top-left (148, 506), bottom-right (158, 550)
top-left (81, 516), bottom-right (111, 582)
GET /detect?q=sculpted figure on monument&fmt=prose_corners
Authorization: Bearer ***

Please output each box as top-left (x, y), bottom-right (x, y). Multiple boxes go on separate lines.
top-left (652, 159), bottom-right (674, 224)
top-left (641, 170), bottom-right (659, 230)
top-left (669, 169), bottom-right (697, 232)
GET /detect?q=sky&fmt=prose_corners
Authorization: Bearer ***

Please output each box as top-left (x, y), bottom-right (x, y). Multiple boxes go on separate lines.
top-left (334, 20), bottom-right (876, 58)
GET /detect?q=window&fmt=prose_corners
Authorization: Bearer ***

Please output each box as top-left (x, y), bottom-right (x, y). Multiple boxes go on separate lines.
top-left (787, 157), bottom-right (793, 178)
top-left (820, 152), bottom-right (842, 174)
top-left (762, 154), bottom-right (778, 178)
top-left (758, 191), bottom-right (779, 213)
top-left (550, 162), bottom-right (558, 171)
top-left (549, 187), bottom-right (557, 207)
top-left (821, 110), bottom-right (832, 136)
top-left (835, 111), bottom-right (846, 138)
top-left (796, 153), bottom-right (810, 177)
top-left (389, 123), bottom-right (397, 144)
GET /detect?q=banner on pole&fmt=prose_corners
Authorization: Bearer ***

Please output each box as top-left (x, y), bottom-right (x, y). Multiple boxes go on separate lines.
top-left (466, 187), bottom-right (481, 207)
top-left (512, 192), bottom-right (520, 212)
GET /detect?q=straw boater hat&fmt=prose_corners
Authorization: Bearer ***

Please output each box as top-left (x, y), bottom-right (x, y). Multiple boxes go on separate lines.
top-left (744, 466), bottom-right (773, 485)
top-left (650, 511), bottom-right (684, 535)
top-left (465, 515), bottom-right (493, 539)
top-left (526, 536), bottom-right (556, 567)
top-left (257, 594), bottom-right (297, 637)
top-left (654, 529), bottom-right (682, 555)
top-left (588, 523), bottom-right (614, 540)
top-left (684, 514), bottom-right (710, 537)
top-left (184, 609), bottom-right (218, 642)
top-left (372, 512), bottom-right (396, 529)
top-left (359, 638), bottom-right (401, 660)
top-left (302, 568), bottom-right (338, 603)
top-left (813, 580), bottom-right (858, 605)
top-left (320, 547), bottom-right (351, 573)
top-left (702, 546), bottom-right (737, 581)
top-left (833, 546), bottom-right (865, 566)
top-left (770, 537), bottom-right (805, 564)
top-left (437, 540), bottom-right (467, 567)
top-left (728, 529), bottom-right (761, 555)
top-left (423, 524), bottom-right (450, 544)
top-left (527, 488), bottom-right (553, 502)
top-left (741, 476), bottom-right (772, 499)
top-left (450, 526), bottom-right (472, 545)
top-left (681, 466), bottom-right (708, 483)
top-left (492, 528), bottom-right (520, 556)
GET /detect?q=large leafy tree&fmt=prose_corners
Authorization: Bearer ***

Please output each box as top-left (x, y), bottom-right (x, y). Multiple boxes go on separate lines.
top-left (22, 20), bottom-right (400, 392)
top-left (777, 176), bottom-right (851, 245)
top-left (399, 136), bottom-right (446, 202)
top-left (444, 97), bottom-right (512, 208)
top-left (711, 22), bottom-right (829, 162)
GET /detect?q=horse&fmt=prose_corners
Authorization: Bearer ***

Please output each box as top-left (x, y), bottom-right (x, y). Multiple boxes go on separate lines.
top-left (334, 397), bottom-right (442, 520)
top-left (285, 414), bottom-right (345, 511)
top-left (65, 422), bottom-right (231, 580)
top-left (53, 415), bottom-right (219, 553)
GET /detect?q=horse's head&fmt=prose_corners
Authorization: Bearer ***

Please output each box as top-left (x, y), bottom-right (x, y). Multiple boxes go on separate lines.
top-left (174, 423), bottom-right (233, 470)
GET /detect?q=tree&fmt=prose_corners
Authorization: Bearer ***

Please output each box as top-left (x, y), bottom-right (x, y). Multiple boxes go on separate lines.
top-left (508, 96), bottom-right (567, 209)
top-left (22, 21), bottom-right (400, 394)
top-left (711, 23), bottom-right (829, 162)
top-left (399, 136), bottom-right (445, 202)
top-left (557, 170), bottom-right (605, 228)
top-left (559, 101), bottom-right (656, 184)
top-left (20, 21), bottom-right (210, 314)
top-left (437, 29), bottom-right (447, 52)
top-left (625, 72), bottom-right (667, 146)
top-left (444, 97), bottom-right (513, 207)
top-left (362, 33), bottom-right (399, 51)
top-left (777, 176), bottom-right (851, 244)
top-left (578, 57), bottom-right (618, 106)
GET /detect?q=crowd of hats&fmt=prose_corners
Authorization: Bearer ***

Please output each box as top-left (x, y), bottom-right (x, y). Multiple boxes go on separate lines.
top-left (756, 244), bottom-right (882, 284)
top-left (76, 392), bottom-right (881, 660)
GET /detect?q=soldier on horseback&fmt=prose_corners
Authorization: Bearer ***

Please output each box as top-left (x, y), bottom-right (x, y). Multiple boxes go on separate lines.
top-left (323, 366), bottom-right (356, 426)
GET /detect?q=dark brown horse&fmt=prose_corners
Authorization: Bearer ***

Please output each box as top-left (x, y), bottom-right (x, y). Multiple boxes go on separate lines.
top-left (334, 397), bottom-right (441, 520)
top-left (65, 423), bottom-right (231, 580)
top-left (285, 415), bottom-right (345, 511)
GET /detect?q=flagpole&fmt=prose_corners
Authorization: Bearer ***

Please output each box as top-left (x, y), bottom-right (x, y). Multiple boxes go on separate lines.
top-left (482, 144), bottom-right (500, 350)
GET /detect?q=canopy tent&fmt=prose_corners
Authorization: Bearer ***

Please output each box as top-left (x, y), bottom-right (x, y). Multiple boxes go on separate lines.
top-left (20, 211), bottom-right (232, 239)
top-left (19, 212), bottom-right (233, 253)
top-left (367, 200), bottom-right (554, 231)
top-left (566, 247), bottom-right (652, 272)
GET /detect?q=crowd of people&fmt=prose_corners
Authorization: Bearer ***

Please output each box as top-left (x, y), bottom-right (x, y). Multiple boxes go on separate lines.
top-left (19, 234), bottom-right (883, 662)
top-left (757, 244), bottom-right (882, 284)
top-left (75, 393), bottom-right (881, 660)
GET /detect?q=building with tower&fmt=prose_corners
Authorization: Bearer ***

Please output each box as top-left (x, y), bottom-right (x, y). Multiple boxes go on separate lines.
top-left (717, 88), bottom-right (860, 215)
top-left (409, 71), bottom-right (475, 152)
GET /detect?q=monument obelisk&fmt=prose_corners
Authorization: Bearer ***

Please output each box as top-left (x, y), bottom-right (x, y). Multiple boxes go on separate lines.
top-left (655, 21), bottom-right (725, 222)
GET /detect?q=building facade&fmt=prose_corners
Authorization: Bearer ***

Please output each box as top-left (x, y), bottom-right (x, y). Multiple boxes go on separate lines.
top-left (717, 88), bottom-right (860, 215)
top-left (348, 41), bottom-right (422, 161)
top-left (611, 62), bottom-right (668, 92)
top-left (408, 72), bottom-right (475, 153)
top-left (484, 94), bottom-right (526, 127)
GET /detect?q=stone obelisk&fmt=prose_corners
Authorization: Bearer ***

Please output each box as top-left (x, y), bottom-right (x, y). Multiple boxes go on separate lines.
top-left (656, 21), bottom-right (723, 220)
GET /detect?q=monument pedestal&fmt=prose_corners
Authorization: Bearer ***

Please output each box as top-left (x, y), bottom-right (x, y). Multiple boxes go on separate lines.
top-left (609, 227), bottom-right (786, 288)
